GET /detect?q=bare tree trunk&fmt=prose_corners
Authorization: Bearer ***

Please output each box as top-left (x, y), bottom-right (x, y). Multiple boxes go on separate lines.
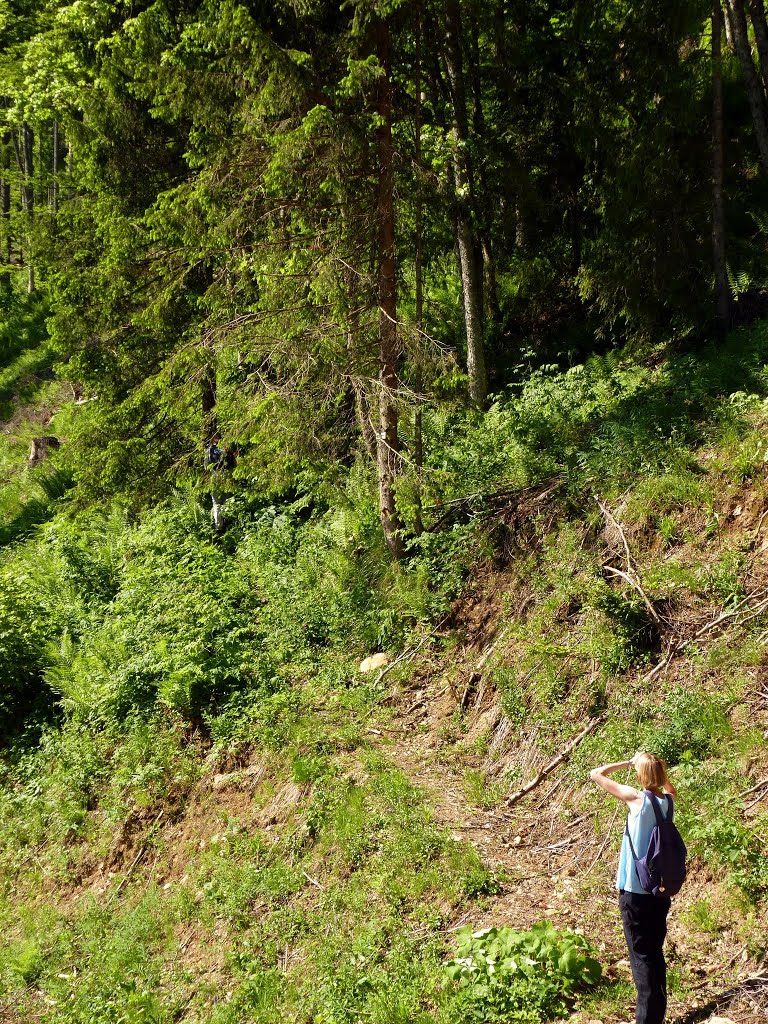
top-left (725, 3), bottom-right (735, 45)
top-left (713, 0), bottom-right (731, 331)
top-left (413, 2), bottom-right (425, 536)
top-left (51, 120), bottom-right (60, 218)
top-left (466, 7), bottom-right (500, 326)
top-left (725, 0), bottom-right (768, 174)
top-left (748, 0), bottom-right (768, 93)
top-left (444, 0), bottom-right (487, 407)
top-left (374, 16), bottom-right (405, 559)
top-left (22, 123), bottom-right (34, 292)
top-left (0, 129), bottom-right (10, 289)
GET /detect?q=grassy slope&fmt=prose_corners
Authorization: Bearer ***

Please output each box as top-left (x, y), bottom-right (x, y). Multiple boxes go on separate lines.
top-left (1, 323), bottom-right (768, 1023)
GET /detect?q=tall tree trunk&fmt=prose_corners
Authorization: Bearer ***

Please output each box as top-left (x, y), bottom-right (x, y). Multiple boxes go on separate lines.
top-left (725, 0), bottom-right (768, 174)
top-left (466, 7), bottom-right (500, 325)
top-left (23, 124), bottom-right (34, 292)
top-left (713, 0), bottom-right (731, 330)
top-left (0, 129), bottom-right (10, 289)
top-left (17, 123), bottom-right (35, 293)
top-left (748, 0), bottom-right (768, 93)
top-left (51, 120), bottom-right (60, 219)
top-left (413, 2), bottom-right (425, 536)
top-left (374, 16), bottom-right (405, 559)
top-left (444, 0), bottom-right (487, 407)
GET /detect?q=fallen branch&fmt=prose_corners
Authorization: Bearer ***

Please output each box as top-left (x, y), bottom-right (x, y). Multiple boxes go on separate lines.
top-left (753, 507), bottom-right (768, 540)
top-left (374, 635), bottom-right (429, 687)
top-left (106, 808), bottom-right (164, 907)
top-left (458, 626), bottom-right (511, 709)
top-left (674, 971), bottom-right (768, 1020)
top-left (429, 478), bottom-right (563, 532)
top-left (363, 614), bottom-right (453, 719)
top-left (739, 776), bottom-right (768, 799)
top-left (603, 563), bottom-right (662, 625)
top-left (643, 588), bottom-right (768, 683)
top-left (404, 684), bottom-right (448, 718)
top-left (745, 786), bottom-right (768, 811)
top-left (506, 715), bottom-right (606, 808)
top-left (692, 589), bottom-right (768, 639)
top-left (595, 497), bottom-right (633, 571)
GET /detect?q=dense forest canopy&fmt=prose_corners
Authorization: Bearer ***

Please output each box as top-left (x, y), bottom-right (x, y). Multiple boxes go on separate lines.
top-left (2, 0), bottom-right (768, 731)
top-left (1, 0), bottom-right (767, 552)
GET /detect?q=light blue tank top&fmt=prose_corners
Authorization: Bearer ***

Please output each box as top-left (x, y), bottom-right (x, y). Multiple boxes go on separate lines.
top-left (616, 791), bottom-right (669, 893)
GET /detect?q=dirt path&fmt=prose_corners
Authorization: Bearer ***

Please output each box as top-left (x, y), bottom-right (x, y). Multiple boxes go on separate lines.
top-left (375, 667), bottom-right (766, 1024)
top-left (378, 670), bottom-right (620, 927)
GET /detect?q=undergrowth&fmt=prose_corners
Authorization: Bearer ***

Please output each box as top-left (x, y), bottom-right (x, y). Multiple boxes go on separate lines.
top-left (2, 319), bottom-right (768, 1020)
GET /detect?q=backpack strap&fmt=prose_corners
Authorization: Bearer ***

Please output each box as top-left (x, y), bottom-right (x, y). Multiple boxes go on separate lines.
top-left (624, 819), bottom-right (647, 890)
top-left (644, 789), bottom-right (673, 823)
top-left (624, 819), bottom-right (640, 863)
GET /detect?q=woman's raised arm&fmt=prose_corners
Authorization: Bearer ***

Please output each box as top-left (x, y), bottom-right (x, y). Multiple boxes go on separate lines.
top-left (589, 760), bottom-right (642, 803)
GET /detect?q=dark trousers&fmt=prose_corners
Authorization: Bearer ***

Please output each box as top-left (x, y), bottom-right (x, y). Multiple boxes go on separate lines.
top-left (619, 890), bottom-right (671, 1024)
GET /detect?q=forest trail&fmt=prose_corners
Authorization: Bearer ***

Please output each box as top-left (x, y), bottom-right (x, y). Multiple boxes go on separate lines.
top-left (371, 584), bottom-right (768, 1024)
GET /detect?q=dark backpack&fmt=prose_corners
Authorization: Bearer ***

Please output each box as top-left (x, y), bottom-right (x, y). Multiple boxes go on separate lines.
top-left (625, 790), bottom-right (687, 898)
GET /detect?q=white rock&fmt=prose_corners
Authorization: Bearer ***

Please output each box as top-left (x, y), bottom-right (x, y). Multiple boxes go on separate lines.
top-left (359, 653), bottom-right (390, 673)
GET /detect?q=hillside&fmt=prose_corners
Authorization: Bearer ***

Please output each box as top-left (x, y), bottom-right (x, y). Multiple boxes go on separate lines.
top-left (1, 320), bottom-right (768, 1024)
top-left (5, 3), bottom-right (768, 1020)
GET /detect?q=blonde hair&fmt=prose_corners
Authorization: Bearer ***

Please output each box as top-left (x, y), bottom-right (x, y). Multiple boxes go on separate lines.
top-left (635, 752), bottom-right (669, 791)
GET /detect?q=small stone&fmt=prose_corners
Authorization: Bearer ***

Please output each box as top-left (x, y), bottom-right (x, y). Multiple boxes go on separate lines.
top-left (359, 653), bottom-right (390, 673)
top-left (707, 1018), bottom-right (736, 1024)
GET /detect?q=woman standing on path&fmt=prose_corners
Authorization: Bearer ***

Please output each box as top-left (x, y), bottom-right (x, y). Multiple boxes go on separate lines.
top-left (590, 753), bottom-right (678, 1024)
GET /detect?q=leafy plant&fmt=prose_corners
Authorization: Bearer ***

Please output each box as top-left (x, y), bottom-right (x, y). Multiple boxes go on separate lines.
top-left (444, 923), bottom-right (602, 1022)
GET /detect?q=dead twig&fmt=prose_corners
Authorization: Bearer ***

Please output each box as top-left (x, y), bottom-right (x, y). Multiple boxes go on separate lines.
top-left (565, 813), bottom-right (589, 829)
top-left (739, 776), bottom-right (768, 798)
top-left (458, 627), bottom-right (510, 709)
top-left (596, 498), bottom-right (663, 626)
top-left (404, 685), bottom-right (448, 718)
top-left (603, 563), bottom-right (662, 625)
top-left (363, 615), bottom-right (452, 720)
top-left (744, 787), bottom-right (768, 811)
top-left (643, 588), bottom-right (768, 682)
top-left (753, 507), bottom-right (768, 540)
top-left (506, 716), bottom-right (605, 808)
top-left (106, 809), bottom-right (164, 908)
top-left (595, 497), bottom-right (633, 571)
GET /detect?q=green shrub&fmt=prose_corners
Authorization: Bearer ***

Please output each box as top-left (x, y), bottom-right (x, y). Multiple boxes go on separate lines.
top-left (0, 571), bottom-right (56, 734)
top-left (7, 939), bottom-right (44, 985)
top-left (643, 687), bottom-right (730, 766)
top-left (443, 923), bottom-right (602, 1023)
